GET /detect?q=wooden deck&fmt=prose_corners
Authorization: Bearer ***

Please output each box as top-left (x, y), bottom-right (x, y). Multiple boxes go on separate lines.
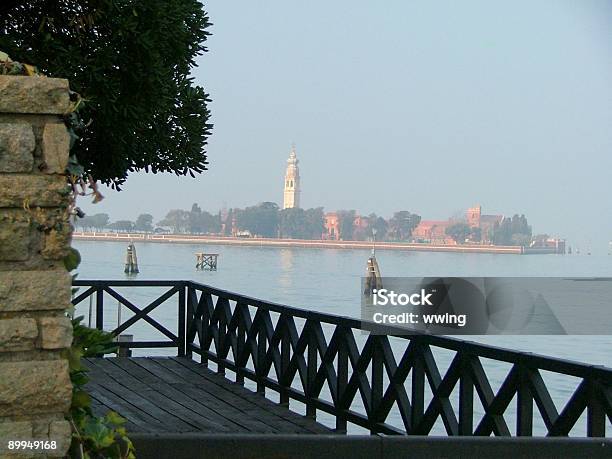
top-left (83, 357), bottom-right (333, 435)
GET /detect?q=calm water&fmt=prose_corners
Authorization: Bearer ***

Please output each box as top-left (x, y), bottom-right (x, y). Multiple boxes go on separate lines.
top-left (74, 240), bottom-right (612, 434)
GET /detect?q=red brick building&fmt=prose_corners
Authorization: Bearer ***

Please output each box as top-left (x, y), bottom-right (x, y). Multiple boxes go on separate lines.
top-left (411, 220), bottom-right (453, 243)
top-left (411, 205), bottom-right (503, 244)
top-left (467, 205), bottom-right (503, 242)
top-left (323, 212), bottom-right (340, 240)
top-left (323, 213), bottom-right (370, 240)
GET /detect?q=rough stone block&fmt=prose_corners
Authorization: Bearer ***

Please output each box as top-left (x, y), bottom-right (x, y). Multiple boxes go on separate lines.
top-left (0, 175), bottom-right (69, 208)
top-left (0, 318), bottom-right (38, 352)
top-left (0, 123), bottom-right (35, 172)
top-left (0, 420), bottom-right (33, 438)
top-left (0, 76), bottom-right (71, 115)
top-left (0, 421), bottom-right (34, 456)
top-left (0, 360), bottom-right (72, 416)
top-left (38, 316), bottom-right (73, 350)
top-left (0, 216), bottom-right (31, 261)
top-left (41, 123), bottom-right (69, 174)
top-left (0, 271), bottom-right (71, 312)
top-left (48, 420), bottom-right (72, 457)
top-left (0, 420), bottom-right (71, 458)
top-left (41, 228), bottom-right (71, 260)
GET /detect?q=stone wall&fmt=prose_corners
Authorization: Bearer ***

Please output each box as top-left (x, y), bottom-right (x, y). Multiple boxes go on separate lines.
top-left (0, 75), bottom-right (73, 457)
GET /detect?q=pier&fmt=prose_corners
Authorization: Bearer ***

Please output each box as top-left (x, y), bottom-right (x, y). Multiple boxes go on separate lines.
top-left (72, 280), bottom-right (612, 458)
top-left (195, 252), bottom-right (219, 271)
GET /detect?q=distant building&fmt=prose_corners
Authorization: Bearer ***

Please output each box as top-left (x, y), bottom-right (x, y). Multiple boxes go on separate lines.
top-left (411, 205), bottom-right (503, 243)
top-left (323, 212), bottom-right (370, 241)
top-left (323, 212), bottom-right (339, 240)
top-left (411, 220), bottom-right (452, 243)
top-left (467, 205), bottom-right (503, 242)
top-left (283, 145), bottom-right (301, 209)
top-left (353, 215), bottom-right (369, 229)
top-left (531, 236), bottom-right (566, 254)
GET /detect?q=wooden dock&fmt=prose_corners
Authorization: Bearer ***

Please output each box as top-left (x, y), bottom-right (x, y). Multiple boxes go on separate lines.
top-left (84, 356), bottom-right (332, 435)
top-left (72, 280), bottom-right (612, 458)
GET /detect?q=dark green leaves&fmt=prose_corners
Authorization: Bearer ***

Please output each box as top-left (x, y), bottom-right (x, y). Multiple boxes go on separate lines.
top-left (63, 247), bottom-right (82, 271)
top-left (0, 0), bottom-right (212, 188)
top-left (66, 316), bottom-right (131, 457)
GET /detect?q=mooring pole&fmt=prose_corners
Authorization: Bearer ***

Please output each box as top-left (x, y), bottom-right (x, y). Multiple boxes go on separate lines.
top-left (131, 243), bottom-right (139, 273)
top-left (124, 242), bottom-right (140, 275)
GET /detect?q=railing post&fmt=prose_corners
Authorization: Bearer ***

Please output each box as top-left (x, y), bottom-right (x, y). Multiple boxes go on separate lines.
top-left (336, 327), bottom-right (348, 433)
top-left (587, 379), bottom-right (605, 437)
top-left (95, 286), bottom-right (104, 331)
top-left (257, 322), bottom-right (266, 394)
top-left (370, 335), bottom-right (383, 434)
top-left (517, 363), bottom-right (533, 436)
top-left (459, 353), bottom-right (474, 435)
top-left (280, 317), bottom-right (290, 406)
top-left (177, 283), bottom-right (186, 357)
top-left (201, 293), bottom-right (211, 366)
top-left (185, 283), bottom-right (194, 359)
top-left (236, 303), bottom-right (246, 385)
top-left (411, 342), bottom-right (425, 433)
top-left (217, 300), bottom-right (226, 376)
top-left (306, 321), bottom-right (317, 418)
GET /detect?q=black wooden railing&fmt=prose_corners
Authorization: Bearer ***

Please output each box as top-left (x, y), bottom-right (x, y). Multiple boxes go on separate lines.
top-left (72, 280), bottom-right (612, 437)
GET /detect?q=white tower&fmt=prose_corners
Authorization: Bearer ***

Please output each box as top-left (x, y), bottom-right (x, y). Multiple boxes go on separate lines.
top-left (283, 144), bottom-right (301, 209)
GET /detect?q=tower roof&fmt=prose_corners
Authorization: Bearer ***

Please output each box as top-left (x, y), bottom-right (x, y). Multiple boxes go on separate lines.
top-left (287, 144), bottom-right (298, 165)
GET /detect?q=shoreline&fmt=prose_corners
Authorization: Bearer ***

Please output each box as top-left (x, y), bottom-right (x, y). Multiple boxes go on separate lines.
top-left (72, 232), bottom-right (561, 255)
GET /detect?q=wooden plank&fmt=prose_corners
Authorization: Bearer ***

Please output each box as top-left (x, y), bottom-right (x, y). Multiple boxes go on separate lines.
top-left (85, 359), bottom-right (199, 433)
top-left (85, 356), bottom-right (333, 435)
top-left (167, 357), bottom-right (332, 433)
top-left (130, 358), bottom-right (282, 433)
top-left (167, 358), bottom-right (322, 434)
top-left (85, 383), bottom-right (168, 433)
top-left (140, 357), bottom-right (300, 433)
top-left (107, 358), bottom-right (249, 432)
top-left (92, 358), bottom-right (234, 433)
top-left (89, 396), bottom-right (141, 433)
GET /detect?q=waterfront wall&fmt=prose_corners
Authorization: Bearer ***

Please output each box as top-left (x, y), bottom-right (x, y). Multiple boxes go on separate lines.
top-left (0, 76), bottom-right (73, 456)
top-left (71, 231), bottom-right (555, 254)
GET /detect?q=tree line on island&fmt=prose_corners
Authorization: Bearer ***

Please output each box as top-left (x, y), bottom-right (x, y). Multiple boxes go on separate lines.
top-left (76, 202), bottom-right (538, 246)
top-left (445, 215), bottom-right (532, 246)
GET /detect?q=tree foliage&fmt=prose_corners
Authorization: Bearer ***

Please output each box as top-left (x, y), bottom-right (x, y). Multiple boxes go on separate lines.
top-left (445, 223), bottom-right (472, 243)
top-left (235, 202), bottom-right (279, 238)
top-left (187, 203), bottom-right (220, 234)
top-left (337, 210), bottom-right (356, 241)
top-left (368, 213), bottom-right (389, 241)
top-left (388, 211), bottom-right (421, 241)
top-left (279, 207), bottom-right (324, 239)
top-left (134, 214), bottom-right (154, 232)
top-left (0, 0), bottom-right (213, 187)
top-left (491, 214), bottom-right (532, 246)
top-left (107, 220), bottom-right (134, 232)
top-left (76, 213), bottom-right (109, 231)
top-left (158, 209), bottom-right (190, 233)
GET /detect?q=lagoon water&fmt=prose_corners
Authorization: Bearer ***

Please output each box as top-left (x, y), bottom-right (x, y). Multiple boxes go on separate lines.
top-left (74, 240), bottom-right (612, 434)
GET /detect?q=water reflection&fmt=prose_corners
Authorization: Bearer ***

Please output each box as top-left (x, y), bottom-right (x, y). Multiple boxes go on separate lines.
top-left (278, 248), bottom-right (294, 290)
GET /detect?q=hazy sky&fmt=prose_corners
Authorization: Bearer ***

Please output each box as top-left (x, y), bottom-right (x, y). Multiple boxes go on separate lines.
top-left (82, 0), bottom-right (612, 249)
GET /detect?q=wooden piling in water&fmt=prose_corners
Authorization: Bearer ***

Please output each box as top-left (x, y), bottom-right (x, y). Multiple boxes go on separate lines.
top-left (364, 250), bottom-right (383, 296)
top-left (124, 242), bottom-right (139, 274)
top-left (196, 253), bottom-right (219, 271)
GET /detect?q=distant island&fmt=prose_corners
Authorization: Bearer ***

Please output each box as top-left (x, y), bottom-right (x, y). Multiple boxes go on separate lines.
top-left (75, 148), bottom-right (564, 253)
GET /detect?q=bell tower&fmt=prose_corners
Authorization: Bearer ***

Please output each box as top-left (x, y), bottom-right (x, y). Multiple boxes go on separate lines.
top-left (283, 144), bottom-right (301, 209)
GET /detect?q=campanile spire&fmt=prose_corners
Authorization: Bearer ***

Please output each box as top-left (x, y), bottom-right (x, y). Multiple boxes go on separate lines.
top-left (283, 144), bottom-right (301, 209)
